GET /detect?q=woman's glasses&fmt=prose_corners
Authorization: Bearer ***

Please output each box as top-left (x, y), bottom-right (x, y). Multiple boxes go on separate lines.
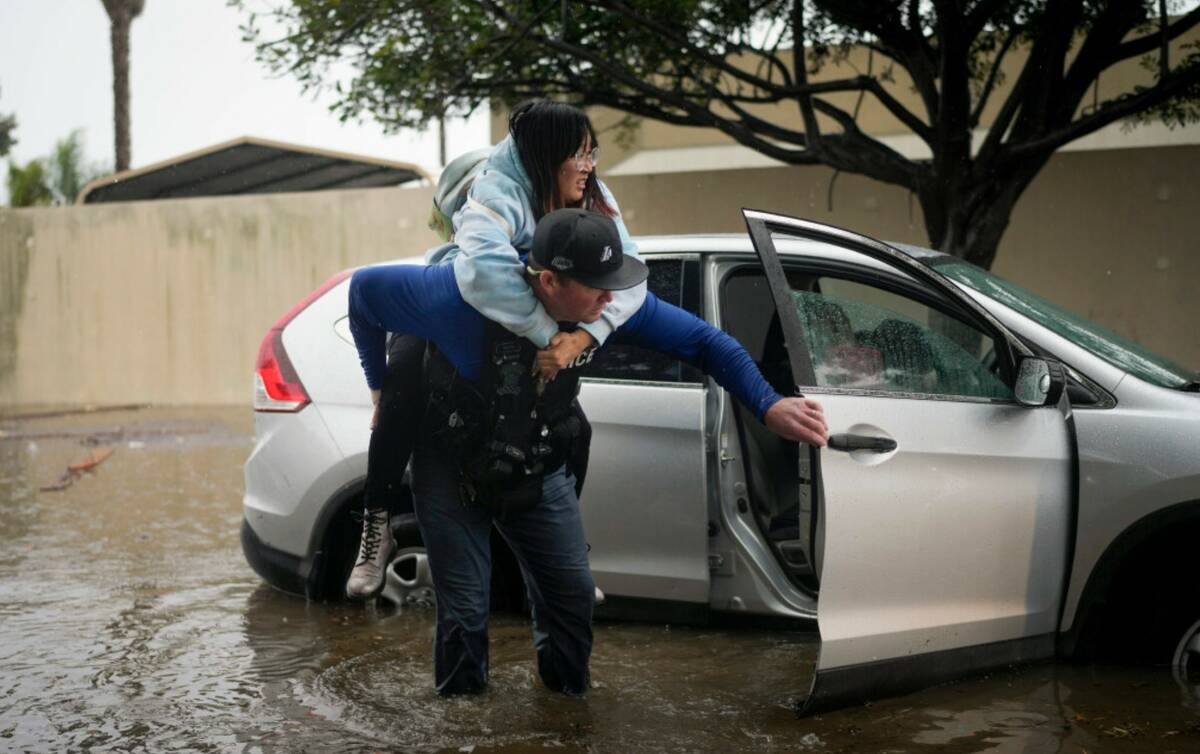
top-left (572, 146), bottom-right (600, 169)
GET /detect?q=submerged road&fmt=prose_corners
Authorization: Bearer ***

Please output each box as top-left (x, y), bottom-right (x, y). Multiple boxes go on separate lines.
top-left (0, 407), bottom-right (1196, 753)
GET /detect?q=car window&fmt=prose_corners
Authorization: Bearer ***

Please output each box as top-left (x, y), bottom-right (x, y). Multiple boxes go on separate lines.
top-left (723, 269), bottom-right (1014, 401)
top-left (581, 258), bottom-right (704, 384)
top-left (807, 277), bottom-right (1013, 399)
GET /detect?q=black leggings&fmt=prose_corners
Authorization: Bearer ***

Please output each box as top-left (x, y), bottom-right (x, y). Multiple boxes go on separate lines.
top-left (363, 334), bottom-right (426, 511)
top-left (363, 334), bottom-right (592, 512)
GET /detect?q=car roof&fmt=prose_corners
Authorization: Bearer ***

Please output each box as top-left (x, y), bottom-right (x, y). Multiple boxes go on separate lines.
top-left (631, 233), bottom-right (954, 267)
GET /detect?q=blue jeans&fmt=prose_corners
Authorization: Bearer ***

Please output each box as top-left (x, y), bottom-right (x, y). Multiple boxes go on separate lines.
top-left (410, 441), bottom-right (595, 696)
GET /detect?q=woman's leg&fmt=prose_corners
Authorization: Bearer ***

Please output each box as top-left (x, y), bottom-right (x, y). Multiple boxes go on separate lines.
top-left (346, 334), bottom-right (426, 600)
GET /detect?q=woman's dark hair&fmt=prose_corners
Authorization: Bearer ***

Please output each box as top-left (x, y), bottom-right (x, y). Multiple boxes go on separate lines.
top-left (508, 100), bottom-right (615, 219)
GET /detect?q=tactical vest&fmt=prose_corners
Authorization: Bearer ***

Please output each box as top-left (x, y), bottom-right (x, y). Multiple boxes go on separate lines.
top-left (423, 321), bottom-right (587, 516)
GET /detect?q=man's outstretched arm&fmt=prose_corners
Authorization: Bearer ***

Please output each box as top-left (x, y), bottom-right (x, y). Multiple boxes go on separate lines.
top-left (613, 294), bottom-right (828, 447)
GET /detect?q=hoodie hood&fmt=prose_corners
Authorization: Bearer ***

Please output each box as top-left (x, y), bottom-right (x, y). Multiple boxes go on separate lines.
top-left (484, 135), bottom-right (534, 200)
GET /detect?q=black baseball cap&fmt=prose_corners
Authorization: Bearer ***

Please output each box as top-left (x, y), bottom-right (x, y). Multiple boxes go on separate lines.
top-left (531, 208), bottom-right (649, 290)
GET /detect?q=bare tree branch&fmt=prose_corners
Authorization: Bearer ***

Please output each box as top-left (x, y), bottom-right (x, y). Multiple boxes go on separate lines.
top-left (855, 75), bottom-right (934, 139)
top-left (1106, 7), bottom-right (1200, 66)
top-left (792, 0), bottom-right (823, 148)
top-left (810, 99), bottom-right (922, 185)
top-left (1007, 62), bottom-right (1200, 159)
top-left (1159, 0), bottom-right (1170, 80)
top-left (970, 24), bottom-right (1021, 128)
top-left (821, 0), bottom-right (941, 121)
top-left (1007, 0), bottom-right (1084, 141)
top-left (975, 46), bottom-right (1038, 163)
top-left (1060, 0), bottom-right (1149, 114)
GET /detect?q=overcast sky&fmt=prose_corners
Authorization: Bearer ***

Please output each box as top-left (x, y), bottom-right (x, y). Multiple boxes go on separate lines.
top-left (0, 0), bottom-right (491, 202)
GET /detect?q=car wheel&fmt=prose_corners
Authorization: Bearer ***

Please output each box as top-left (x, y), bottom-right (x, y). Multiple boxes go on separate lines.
top-left (380, 514), bottom-right (436, 609)
top-left (1172, 618), bottom-right (1200, 705)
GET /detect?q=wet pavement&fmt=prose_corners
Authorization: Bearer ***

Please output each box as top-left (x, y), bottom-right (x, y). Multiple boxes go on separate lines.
top-left (1, 406), bottom-right (1198, 753)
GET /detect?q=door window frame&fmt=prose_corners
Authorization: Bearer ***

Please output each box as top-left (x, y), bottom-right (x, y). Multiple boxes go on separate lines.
top-left (741, 210), bottom-right (1034, 393)
top-left (720, 259), bottom-right (1024, 405)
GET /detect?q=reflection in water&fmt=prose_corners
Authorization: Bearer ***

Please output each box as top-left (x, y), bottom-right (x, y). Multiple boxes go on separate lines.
top-left (0, 407), bottom-right (1197, 752)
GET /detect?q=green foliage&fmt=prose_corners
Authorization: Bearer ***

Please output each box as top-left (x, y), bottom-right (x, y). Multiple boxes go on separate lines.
top-left (1131, 40), bottom-right (1200, 127)
top-left (7, 159), bottom-right (53, 207)
top-left (6, 130), bottom-right (109, 207)
top-left (0, 85), bottom-right (16, 158)
top-left (0, 112), bottom-right (14, 159)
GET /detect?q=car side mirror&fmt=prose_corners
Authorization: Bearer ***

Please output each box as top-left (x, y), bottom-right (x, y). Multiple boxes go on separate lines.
top-left (1015, 356), bottom-right (1066, 407)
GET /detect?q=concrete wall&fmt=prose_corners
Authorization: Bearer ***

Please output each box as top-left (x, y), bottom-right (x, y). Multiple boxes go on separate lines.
top-left (1, 143), bottom-right (1196, 408)
top-left (0, 186), bottom-right (440, 407)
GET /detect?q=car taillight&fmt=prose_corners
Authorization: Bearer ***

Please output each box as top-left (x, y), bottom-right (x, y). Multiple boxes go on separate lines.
top-left (254, 269), bottom-right (353, 412)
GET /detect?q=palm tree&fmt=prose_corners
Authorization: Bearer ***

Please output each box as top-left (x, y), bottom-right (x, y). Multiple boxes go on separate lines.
top-left (100, 0), bottom-right (145, 172)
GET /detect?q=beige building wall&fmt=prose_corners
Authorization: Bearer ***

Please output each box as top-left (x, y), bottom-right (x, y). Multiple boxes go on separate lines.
top-left (0, 186), bottom-right (439, 407)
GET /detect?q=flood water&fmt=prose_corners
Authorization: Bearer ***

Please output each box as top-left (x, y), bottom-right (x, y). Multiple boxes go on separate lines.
top-left (1, 406), bottom-right (1198, 753)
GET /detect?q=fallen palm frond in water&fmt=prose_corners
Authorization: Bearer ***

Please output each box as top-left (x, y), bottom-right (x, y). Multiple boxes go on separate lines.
top-left (1, 426), bottom-right (209, 443)
top-left (40, 447), bottom-right (115, 492)
top-left (0, 404), bottom-right (149, 421)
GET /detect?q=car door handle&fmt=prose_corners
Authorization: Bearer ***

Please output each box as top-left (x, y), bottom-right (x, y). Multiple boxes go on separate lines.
top-left (827, 433), bottom-right (897, 453)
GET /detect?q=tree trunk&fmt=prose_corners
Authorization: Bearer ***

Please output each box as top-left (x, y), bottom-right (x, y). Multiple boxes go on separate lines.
top-left (110, 9), bottom-right (132, 172)
top-left (918, 156), bottom-right (1051, 270)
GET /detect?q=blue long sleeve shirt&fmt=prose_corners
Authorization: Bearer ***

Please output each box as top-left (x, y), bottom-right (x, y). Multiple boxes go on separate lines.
top-left (348, 263), bottom-right (783, 421)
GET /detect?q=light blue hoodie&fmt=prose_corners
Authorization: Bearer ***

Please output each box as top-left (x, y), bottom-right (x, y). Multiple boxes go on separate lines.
top-left (426, 135), bottom-right (644, 349)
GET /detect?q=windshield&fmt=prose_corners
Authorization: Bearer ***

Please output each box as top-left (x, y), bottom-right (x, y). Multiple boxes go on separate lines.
top-left (934, 261), bottom-right (1198, 390)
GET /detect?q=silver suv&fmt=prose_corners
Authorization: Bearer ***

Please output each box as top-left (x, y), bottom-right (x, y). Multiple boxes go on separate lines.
top-left (243, 210), bottom-right (1200, 712)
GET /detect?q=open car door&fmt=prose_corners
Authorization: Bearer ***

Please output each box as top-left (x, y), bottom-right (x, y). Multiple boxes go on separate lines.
top-left (742, 210), bottom-right (1075, 714)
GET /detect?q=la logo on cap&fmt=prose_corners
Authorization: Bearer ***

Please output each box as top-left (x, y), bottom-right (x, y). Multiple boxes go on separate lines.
top-left (600, 245), bottom-right (613, 262)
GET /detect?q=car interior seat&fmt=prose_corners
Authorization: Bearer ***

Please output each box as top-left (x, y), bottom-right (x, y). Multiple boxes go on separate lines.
top-left (864, 318), bottom-right (938, 392)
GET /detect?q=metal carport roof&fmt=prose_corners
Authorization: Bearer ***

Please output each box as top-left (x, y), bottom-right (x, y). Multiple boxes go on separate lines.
top-left (78, 136), bottom-right (431, 203)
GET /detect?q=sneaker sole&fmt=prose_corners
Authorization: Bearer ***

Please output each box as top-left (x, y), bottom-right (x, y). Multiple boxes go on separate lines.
top-left (345, 579), bottom-right (386, 602)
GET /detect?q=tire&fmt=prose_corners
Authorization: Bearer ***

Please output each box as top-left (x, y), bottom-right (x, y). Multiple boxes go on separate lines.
top-left (1172, 618), bottom-right (1200, 705)
top-left (380, 514), bottom-right (436, 608)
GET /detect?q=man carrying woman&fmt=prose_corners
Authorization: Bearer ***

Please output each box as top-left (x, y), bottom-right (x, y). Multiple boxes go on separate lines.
top-left (349, 205), bottom-right (829, 695)
top-left (345, 100), bottom-right (643, 602)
